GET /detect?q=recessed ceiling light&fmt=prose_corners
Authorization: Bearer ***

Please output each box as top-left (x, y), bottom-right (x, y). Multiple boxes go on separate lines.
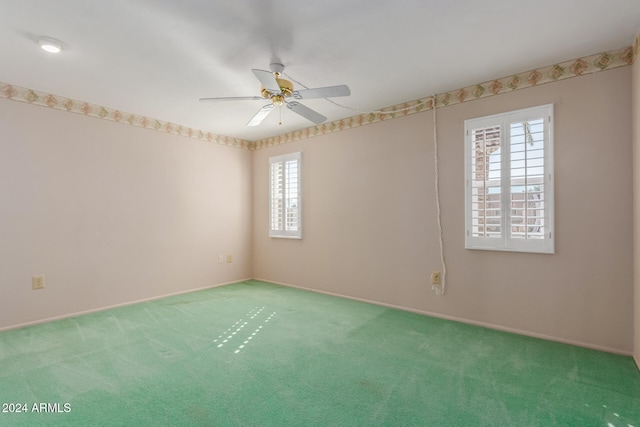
top-left (38, 38), bottom-right (62, 54)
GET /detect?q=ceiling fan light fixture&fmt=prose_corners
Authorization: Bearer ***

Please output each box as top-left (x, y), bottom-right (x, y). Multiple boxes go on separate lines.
top-left (271, 94), bottom-right (285, 106)
top-left (38, 37), bottom-right (62, 53)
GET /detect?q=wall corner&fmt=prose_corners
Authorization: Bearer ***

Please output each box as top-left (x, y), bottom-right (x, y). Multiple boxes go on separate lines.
top-left (632, 25), bottom-right (640, 371)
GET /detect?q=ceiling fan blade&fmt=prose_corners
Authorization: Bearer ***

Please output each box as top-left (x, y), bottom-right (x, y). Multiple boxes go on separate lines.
top-left (291, 85), bottom-right (351, 100)
top-left (247, 104), bottom-right (275, 127)
top-left (286, 101), bottom-right (327, 125)
top-left (252, 69), bottom-right (280, 93)
top-left (199, 96), bottom-right (264, 102)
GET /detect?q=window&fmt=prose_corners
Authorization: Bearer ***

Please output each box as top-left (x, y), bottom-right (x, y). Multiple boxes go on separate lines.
top-left (269, 152), bottom-right (302, 238)
top-left (464, 104), bottom-right (554, 253)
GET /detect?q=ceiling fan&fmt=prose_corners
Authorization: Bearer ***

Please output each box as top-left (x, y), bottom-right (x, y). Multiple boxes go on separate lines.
top-left (199, 63), bottom-right (351, 127)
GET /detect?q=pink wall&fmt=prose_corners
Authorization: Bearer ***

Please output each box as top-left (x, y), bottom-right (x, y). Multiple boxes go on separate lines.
top-left (0, 57), bottom-right (635, 356)
top-left (253, 66), bottom-right (634, 354)
top-left (0, 99), bottom-right (253, 329)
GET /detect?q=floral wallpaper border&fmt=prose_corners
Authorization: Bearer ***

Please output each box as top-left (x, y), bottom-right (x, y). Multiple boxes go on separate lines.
top-left (1, 41), bottom-right (637, 152)
top-left (0, 83), bottom-right (252, 150)
top-left (253, 45), bottom-right (635, 150)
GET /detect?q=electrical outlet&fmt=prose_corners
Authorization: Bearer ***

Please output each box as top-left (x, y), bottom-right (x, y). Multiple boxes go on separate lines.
top-left (32, 275), bottom-right (45, 290)
top-left (218, 255), bottom-right (224, 264)
top-left (430, 271), bottom-right (441, 285)
top-left (227, 254), bottom-right (232, 263)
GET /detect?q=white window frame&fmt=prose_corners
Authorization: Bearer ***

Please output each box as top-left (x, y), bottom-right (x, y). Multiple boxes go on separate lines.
top-left (464, 104), bottom-right (554, 254)
top-left (269, 152), bottom-right (302, 239)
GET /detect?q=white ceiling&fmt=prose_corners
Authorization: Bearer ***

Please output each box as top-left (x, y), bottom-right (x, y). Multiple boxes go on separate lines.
top-left (1, 0), bottom-right (639, 142)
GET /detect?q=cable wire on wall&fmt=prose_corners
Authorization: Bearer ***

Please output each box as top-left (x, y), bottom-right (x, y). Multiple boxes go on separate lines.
top-left (432, 95), bottom-right (447, 295)
top-left (285, 72), bottom-right (448, 295)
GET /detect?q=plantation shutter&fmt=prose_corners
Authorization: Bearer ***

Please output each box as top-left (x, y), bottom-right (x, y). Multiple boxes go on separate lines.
top-left (269, 152), bottom-right (302, 238)
top-left (470, 125), bottom-right (502, 239)
top-left (509, 118), bottom-right (546, 241)
top-left (465, 104), bottom-right (553, 254)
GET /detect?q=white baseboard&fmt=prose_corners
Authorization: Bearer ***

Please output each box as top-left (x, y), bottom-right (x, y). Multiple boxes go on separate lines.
top-left (254, 277), bottom-right (633, 357)
top-left (0, 278), bottom-right (252, 333)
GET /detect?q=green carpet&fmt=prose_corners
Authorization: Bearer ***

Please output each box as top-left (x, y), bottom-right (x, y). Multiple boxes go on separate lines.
top-left (0, 280), bottom-right (638, 426)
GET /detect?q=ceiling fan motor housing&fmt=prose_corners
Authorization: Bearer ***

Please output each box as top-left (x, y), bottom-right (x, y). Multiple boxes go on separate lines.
top-left (261, 77), bottom-right (293, 101)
